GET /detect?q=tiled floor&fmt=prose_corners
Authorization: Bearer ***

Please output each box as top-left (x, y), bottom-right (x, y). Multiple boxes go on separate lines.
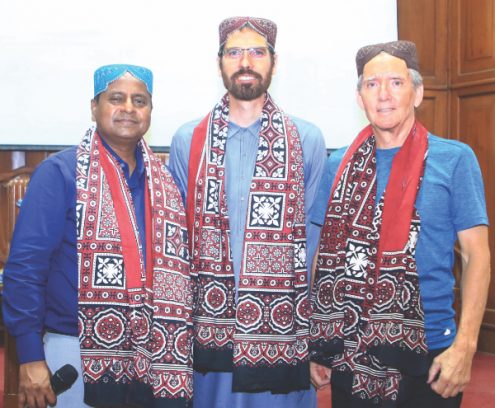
top-left (0, 350), bottom-right (493, 407)
top-left (316, 352), bottom-right (495, 408)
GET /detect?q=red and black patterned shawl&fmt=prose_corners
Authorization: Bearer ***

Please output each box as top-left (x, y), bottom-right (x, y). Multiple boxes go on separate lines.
top-left (310, 121), bottom-right (430, 406)
top-left (187, 93), bottom-right (311, 393)
top-left (77, 128), bottom-right (193, 407)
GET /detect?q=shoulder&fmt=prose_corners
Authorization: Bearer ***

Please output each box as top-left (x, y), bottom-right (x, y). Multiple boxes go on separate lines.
top-left (170, 118), bottom-right (204, 159)
top-left (327, 146), bottom-right (347, 167)
top-left (288, 114), bottom-right (323, 140)
top-left (171, 118), bottom-right (202, 144)
top-left (426, 134), bottom-right (481, 174)
top-left (33, 146), bottom-right (77, 178)
top-left (427, 134), bottom-right (476, 159)
top-left (42, 146), bottom-right (77, 163)
top-left (21, 147), bottom-right (77, 206)
top-left (287, 115), bottom-right (326, 162)
top-left (319, 147), bottom-right (348, 187)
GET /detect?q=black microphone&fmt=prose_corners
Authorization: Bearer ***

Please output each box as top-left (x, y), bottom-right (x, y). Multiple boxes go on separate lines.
top-left (50, 364), bottom-right (78, 395)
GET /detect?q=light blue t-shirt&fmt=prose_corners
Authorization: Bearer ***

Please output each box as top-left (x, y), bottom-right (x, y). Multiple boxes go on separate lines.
top-left (310, 134), bottom-right (488, 350)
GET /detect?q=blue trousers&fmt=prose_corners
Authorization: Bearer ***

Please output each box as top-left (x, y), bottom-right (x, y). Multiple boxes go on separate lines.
top-left (44, 332), bottom-right (92, 407)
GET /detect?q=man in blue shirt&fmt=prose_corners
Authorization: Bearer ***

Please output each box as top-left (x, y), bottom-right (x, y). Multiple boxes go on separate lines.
top-left (309, 41), bottom-right (490, 408)
top-left (3, 65), bottom-right (193, 408)
top-left (168, 16), bottom-right (326, 408)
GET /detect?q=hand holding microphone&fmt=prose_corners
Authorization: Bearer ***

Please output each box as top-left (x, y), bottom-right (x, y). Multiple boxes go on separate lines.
top-left (50, 364), bottom-right (78, 396)
top-left (19, 361), bottom-right (78, 408)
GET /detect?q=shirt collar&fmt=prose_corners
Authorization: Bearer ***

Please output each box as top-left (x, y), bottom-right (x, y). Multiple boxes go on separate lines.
top-left (227, 118), bottom-right (262, 139)
top-left (376, 146), bottom-right (401, 156)
top-left (99, 137), bottom-right (145, 182)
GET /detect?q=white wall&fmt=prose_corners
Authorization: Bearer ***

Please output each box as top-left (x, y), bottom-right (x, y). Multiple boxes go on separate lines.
top-left (0, 0), bottom-right (397, 148)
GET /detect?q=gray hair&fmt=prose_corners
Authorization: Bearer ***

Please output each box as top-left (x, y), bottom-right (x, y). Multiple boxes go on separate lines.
top-left (356, 68), bottom-right (423, 91)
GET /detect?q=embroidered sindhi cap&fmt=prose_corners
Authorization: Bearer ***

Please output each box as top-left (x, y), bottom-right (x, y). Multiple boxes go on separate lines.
top-left (219, 16), bottom-right (277, 51)
top-left (93, 64), bottom-right (153, 97)
top-left (355, 40), bottom-right (419, 76)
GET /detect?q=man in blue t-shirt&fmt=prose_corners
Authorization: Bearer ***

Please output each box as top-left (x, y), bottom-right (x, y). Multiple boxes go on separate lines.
top-left (309, 41), bottom-right (489, 408)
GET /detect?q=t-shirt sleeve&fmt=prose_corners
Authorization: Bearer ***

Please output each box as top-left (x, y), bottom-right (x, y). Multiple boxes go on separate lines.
top-left (451, 145), bottom-right (489, 232)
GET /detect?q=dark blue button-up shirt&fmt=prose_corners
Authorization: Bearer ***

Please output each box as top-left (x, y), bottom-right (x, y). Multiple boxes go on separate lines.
top-left (2, 140), bottom-right (146, 364)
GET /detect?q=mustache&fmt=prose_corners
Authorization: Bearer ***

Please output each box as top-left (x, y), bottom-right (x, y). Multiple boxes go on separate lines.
top-left (231, 69), bottom-right (263, 81)
top-left (114, 114), bottom-right (138, 122)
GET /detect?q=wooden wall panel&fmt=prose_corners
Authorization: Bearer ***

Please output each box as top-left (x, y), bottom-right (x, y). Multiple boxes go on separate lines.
top-left (450, 85), bottom-right (495, 209)
top-left (416, 90), bottom-right (449, 137)
top-left (478, 309), bottom-right (495, 353)
top-left (451, 0), bottom-right (495, 85)
top-left (0, 151), bottom-right (14, 173)
top-left (398, 0), bottom-right (448, 86)
top-left (450, 85), bottom-right (495, 352)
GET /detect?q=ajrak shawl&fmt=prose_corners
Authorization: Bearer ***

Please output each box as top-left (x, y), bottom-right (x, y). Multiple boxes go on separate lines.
top-left (77, 128), bottom-right (193, 407)
top-left (187, 93), bottom-right (310, 393)
top-left (310, 121), bottom-right (430, 406)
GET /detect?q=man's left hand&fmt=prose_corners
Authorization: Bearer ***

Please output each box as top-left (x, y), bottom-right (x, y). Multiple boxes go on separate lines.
top-left (427, 343), bottom-right (474, 398)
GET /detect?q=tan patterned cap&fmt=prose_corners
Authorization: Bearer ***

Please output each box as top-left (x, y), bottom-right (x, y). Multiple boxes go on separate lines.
top-left (356, 40), bottom-right (419, 76)
top-left (219, 16), bottom-right (277, 50)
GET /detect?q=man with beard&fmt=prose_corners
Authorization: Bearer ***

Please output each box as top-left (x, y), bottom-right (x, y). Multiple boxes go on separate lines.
top-left (168, 16), bottom-right (327, 408)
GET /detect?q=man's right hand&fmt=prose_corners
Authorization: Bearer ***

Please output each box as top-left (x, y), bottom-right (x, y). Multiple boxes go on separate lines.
top-left (310, 361), bottom-right (331, 389)
top-left (18, 361), bottom-right (56, 408)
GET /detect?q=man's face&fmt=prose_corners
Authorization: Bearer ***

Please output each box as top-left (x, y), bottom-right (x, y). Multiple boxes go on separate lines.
top-left (357, 53), bottom-right (423, 135)
top-left (219, 28), bottom-right (276, 101)
top-left (91, 72), bottom-right (152, 147)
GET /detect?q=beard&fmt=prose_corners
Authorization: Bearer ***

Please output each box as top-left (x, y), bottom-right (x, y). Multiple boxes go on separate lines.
top-left (221, 66), bottom-right (273, 101)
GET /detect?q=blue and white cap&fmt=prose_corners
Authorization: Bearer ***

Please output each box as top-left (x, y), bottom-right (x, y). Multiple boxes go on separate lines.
top-left (93, 64), bottom-right (153, 97)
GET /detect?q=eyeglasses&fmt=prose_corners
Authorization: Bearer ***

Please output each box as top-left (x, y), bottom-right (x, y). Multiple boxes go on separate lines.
top-left (222, 47), bottom-right (270, 59)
